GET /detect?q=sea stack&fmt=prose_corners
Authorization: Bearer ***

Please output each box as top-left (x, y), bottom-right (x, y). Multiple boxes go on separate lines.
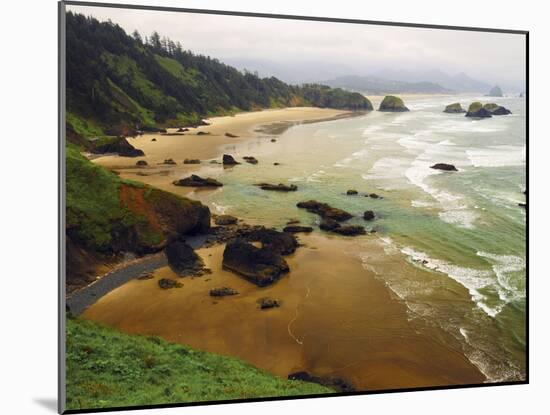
top-left (378, 95), bottom-right (409, 112)
top-left (443, 103), bottom-right (466, 113)
top-left (487, 85), bottom-right (503, 97)
top-left (465, 102), bottom-right (492, 118)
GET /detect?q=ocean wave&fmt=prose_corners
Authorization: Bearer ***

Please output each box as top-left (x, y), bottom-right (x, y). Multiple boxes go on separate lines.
top-left (467, 145), bottom-right (526, 168)
top-left (211, 202), bottom-right (232, 215)
top-left (477, 251), bottom-right (526, 303)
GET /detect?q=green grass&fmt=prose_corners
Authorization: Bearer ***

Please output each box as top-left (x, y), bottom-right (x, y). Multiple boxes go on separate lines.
top-left (154, 54), bottom-right (200, 87)
top-left (468, 101), bottom-right (483, 112)
top-left (66, 113), bottom-right (105, 138)
top-left (65, 144), bottom-right (127, 250)
top-left (66, 318), bottom-right (333, 410)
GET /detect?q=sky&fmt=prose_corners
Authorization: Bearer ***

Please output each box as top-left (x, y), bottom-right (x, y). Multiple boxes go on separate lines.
top-left (67, 4), bottom-right (526, 87)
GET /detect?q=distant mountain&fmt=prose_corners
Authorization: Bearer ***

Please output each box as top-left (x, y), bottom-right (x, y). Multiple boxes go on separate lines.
top-left (322, 75), bottom-right (452, 95)
top-left (372, 69), bottom-right (492, 93)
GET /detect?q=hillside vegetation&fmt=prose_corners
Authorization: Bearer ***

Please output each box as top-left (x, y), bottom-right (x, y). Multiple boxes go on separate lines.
top-left (65, 318), bottom-right (332, 410)
top-left (66, 12), bottom-right (372, 137)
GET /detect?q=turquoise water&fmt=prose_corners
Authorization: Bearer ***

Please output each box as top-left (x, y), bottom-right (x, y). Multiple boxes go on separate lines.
top-left (190, 95), bottom-right (526, 382)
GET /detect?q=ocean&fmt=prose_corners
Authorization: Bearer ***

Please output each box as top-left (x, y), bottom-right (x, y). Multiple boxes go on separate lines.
top-left (190, 94), bottom-right (526, 382)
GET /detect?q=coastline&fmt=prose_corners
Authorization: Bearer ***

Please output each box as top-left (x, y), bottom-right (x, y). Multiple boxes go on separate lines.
top-left (80, 104), bottom-right (488, 389)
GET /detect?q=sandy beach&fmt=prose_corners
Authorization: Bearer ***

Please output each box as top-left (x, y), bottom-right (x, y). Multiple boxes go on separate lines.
top-left (83, 233), bottom-right (484, 391)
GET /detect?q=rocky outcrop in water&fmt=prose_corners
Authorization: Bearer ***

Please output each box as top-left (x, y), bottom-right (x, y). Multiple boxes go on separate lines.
top-left (214, 215), bottom-right (238, 225)
top-left (222, 239), bottom-right (290, 286)
top-left (363, 210), bottom-right (375, 221)
top-left (256, 183), bottom-right (298, 192)
top-left (465, 102), bottom-right (492, 118)
top-left (444, 103), bottom-right (466, 113)
top-left (173, 175), bottom-right (223, 187)
top-left (331, 225), bottom-right (366, 236)
top-left (378, 95), bottom-right (409, 112)
top-left (430, 163), bottom-right (458, 171)
top-left (483, 103), bottom-right (512, 115)
top-left (346, 189), bottom-right (358, 195)
top-left (297, 200), bottom-right (353, 221)
top-left (487, 85), bottom-right (503, 97)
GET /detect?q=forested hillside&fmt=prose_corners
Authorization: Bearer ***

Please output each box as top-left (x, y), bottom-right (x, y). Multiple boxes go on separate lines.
top-left (66, 12), bottom-right (372, 137)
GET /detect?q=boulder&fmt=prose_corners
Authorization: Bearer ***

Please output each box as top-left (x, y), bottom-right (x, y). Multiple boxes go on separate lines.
top-left (243, 156), bottom-right (259, 164)
top-left (444, 103), bottom-right (466, 113)
top-left (177, 127), bottom-right (188, 132)
top-left (196, 131), bottom-right (210, 136)
top-left (430, 163), bottom-right (458, 171)
top-left (183, 159), bottom-right (201, 164)
top-left (483, 103), bottom-right (512, 115)
top-left (92, 136), bottom-right (145, 157)
top-left (283, 225), bottom-right (314, 233)
top-left (319, 218), bottom-right (341, 231)
top-left (173, 175), bottom-right (223, 187)
top-left (256, 183), bottom-right (298, 192)
top-left (158, 278), bottom-right (182, 289)
top-left (331, 225), bottom-right (366, 236)
top-left (363, 210), bottom-right (375, 221)
top-left (297, 200), bottom-right (353, 221)
top-left (165, 239), bottom-right (203, 276)
top-left (273, 162), bottom-right (281, 166)
top-left (135, 160), bottom-right (148, 166)
top-left (222, 239), bottom-right (290, 286)
top-left (162, 158), bottom-right (177, 165)
top-left (215, 215), bottom-right (238, 226)
top-left (223, 154), bottom-right (240, 165)
top-left (346, 189), bottom-right (358, 195)
top-left (259, 297), bottom-right (280, 309)
top-left (518, 202), bottom-right (526, 208)
top-left (466, 102), bottom-right (492, 118)
top-left (378, 95), bottom-right (409, 112)
top-left (151, 138), bottom-right (157, 142)
top-left (368, 193), bottom-right (380, 199)
top-left (225, 132), bottom-right (239, 138)
top-left (487, 85), bottom-right (503, 97)
top-left (271, 138), bottom-right (277, 142)
top-left (209, 287), bottom-right (239, 297)
top-left (246, 228), bottom-right (298, 255)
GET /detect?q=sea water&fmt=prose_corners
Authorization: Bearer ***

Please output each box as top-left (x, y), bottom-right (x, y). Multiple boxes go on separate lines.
top-left (191, 94), bottom-right (526, 382)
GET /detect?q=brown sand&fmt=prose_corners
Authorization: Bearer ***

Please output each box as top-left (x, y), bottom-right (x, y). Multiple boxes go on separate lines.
top-left (83, 233), bottom-right (484, 391)
top-left (91, 107), bottom-right (355, 199)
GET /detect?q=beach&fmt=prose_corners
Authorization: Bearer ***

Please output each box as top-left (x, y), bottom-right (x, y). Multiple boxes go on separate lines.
top-left (86, 97), bottom-right (526, 389)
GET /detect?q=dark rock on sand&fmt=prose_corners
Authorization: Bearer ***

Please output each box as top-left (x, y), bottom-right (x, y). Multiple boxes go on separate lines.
top-left (259, 297), bottom-right (280, 309)
top-left (331, 225), bottom-right (366, 236)
top-left (243, 156), bottom-right (258, 164)
top-left (286, 219), bottom-right (300, 225)
top-left (177, 127), bottom-right (189, 132)
top-left (165, 239), bottom-right (203, 276)
top-left (196, 131), bottom-right (210, 136)
top-left (273, 162), bottom-right (281, 166)
top-left (223, 154), bottom-right (240, 165)
top-left (214, 215), bottom-right (238, 226)
top-left (466, 102), bottom-right (492, 118)
top-left (247, 228), bottom-right (298, 255)
top-left (151, 138), bottom-right (157, 142)
top-left (319, 218), bottom-right (341, 231)
top-left (283, 225), bottom-right (314, 233)
top-left (225, 132), bottom-right (239, 138)
top-left (173, 175), bottom-right (223, 187)
top-left (368, 193), bottom-right (380, 199)
top-left (210, 287), bottom-right (239, 297)
top-left (297, 200), bottom-right (353, 221)
top-left (271, 139), bottom-right (277, 142)
top-left (444, 103), bottom-right (466, 113)
top-left (161, 158), bottom-right (177, 165)
top-left (222, 239), bottom-right (290, 286)
top-left (158, 278), bottom-right (182, 289)
top-left (363, 210), bottom-right (375, 221)
top-left (92, 136), bottom-right (145, 157)
top-left (183, 159), bottom-right (201, 164)
top-left (430, 163), bottom-right (458, 171)
top-left (346, 189), bottom-right (358, 195)
top-left (256, 183), bottom-right (298, 192)
top-left (136, 160), bottom-right (148, 166)
top-left (288, 371), bottom-right (355, 393)
top-left (379, 95), bottom-right (409, 112)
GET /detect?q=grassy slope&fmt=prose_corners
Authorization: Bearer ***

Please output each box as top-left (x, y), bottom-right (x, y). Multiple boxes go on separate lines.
top-left (66, 318), bottom-right (332, 410)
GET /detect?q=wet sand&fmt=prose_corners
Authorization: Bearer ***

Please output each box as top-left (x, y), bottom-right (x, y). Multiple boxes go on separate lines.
top-left (83, 233), bottom-right (485, 391)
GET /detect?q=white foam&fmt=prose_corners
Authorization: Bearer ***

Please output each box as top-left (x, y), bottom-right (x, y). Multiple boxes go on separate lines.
top-left (467, 145), bottom-right (526, 168)
top-left (363, 157), bottom-right (410, 180)
top-left (477, 251), bottom-right (526, 303)
top-left (211, 202), bottom-right (232, 215)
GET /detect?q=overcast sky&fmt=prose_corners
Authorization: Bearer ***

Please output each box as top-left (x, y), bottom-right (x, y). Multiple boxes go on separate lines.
top-left (67, 4), bottom-right (526, 86)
